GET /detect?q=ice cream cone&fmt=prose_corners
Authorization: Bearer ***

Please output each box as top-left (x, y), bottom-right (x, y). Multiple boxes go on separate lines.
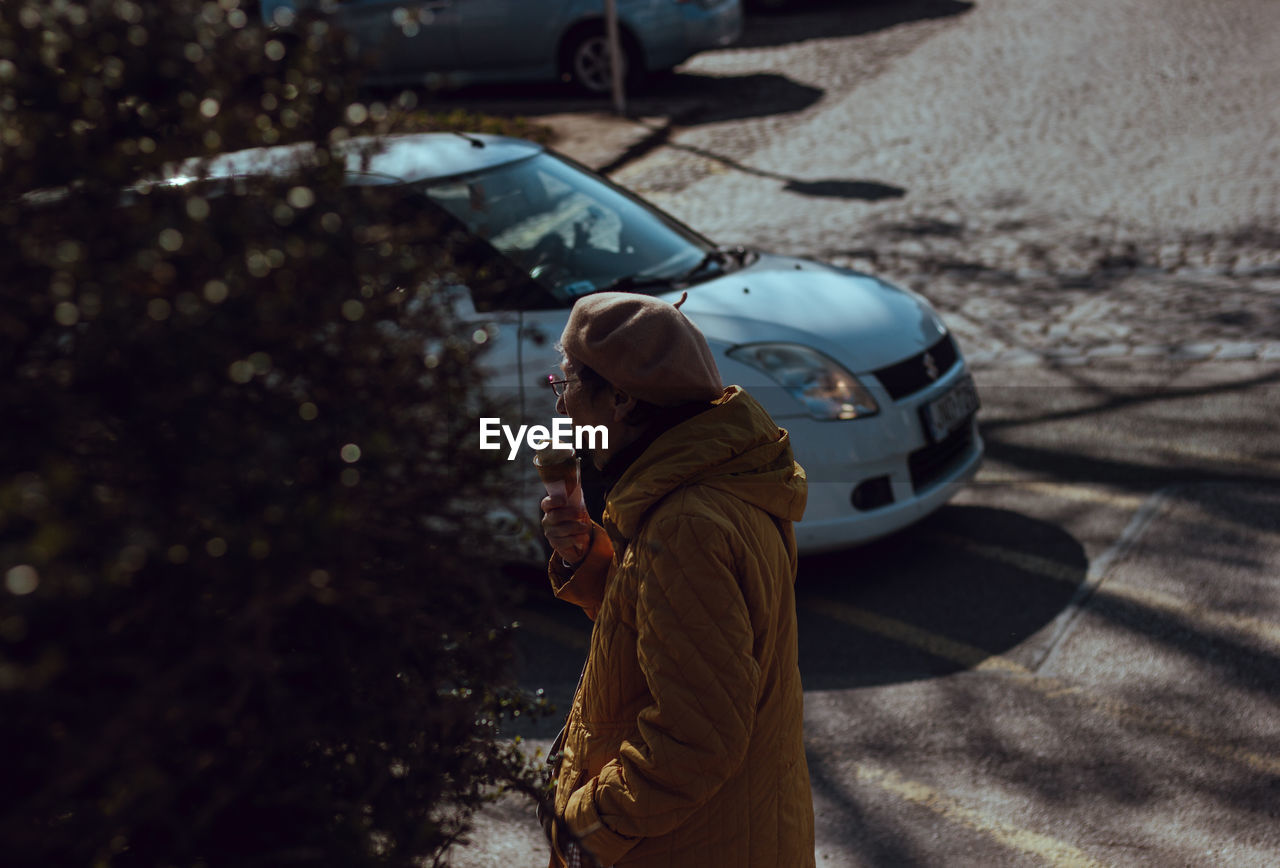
top-left (533, 446), bottom-right (579, 500)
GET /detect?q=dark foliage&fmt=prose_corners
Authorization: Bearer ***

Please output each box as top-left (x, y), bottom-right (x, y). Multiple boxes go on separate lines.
top-left (0, 2), bottom-right (547, 865)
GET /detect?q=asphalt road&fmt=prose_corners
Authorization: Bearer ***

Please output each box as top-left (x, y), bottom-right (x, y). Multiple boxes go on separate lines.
top-left (449, 0), bottom-right (1280, 864)
top-left (795, 362), bottom-right (1280, 866)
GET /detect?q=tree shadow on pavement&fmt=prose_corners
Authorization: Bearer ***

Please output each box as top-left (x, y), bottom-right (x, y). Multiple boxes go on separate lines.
top-left (796, 505), bottom-right (1087, 690)
top-left (975, 365), bottom-right (1280, 538)
top-left (736, 0), bottom-right (976, 50)
top-left (798, 479), bottom-right (1280, 851)
top-left (806, 750), bottom-right (927, 866)
top-left (960, 367), bottom-right (1280, 688)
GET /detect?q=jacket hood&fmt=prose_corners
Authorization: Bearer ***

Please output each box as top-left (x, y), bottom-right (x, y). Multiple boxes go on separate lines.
top-left (604, 386), bottom-right (807, 543)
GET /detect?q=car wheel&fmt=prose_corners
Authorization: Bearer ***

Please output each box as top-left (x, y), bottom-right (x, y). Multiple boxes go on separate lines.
top-left (562, 26), bottom-right (640, 96)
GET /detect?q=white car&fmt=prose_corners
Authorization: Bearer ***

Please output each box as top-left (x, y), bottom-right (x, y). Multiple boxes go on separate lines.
top-left (192, 132), bottom-right (982, 555)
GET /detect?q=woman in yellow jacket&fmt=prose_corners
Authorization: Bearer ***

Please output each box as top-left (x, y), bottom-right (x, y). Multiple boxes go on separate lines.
top-left (540, 292), bottom-right (815, 868)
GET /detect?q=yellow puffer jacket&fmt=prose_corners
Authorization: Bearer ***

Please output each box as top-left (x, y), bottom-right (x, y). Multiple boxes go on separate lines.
top-left (547, 387), bottom-right (814, 867)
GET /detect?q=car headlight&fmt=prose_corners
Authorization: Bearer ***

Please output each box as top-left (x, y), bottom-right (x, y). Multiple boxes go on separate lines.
top-left (726, 343), bottom-right (879, 420)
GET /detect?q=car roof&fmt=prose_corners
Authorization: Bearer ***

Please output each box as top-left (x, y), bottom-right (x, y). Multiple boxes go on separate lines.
top-left (167, 132), bottom-right (546, 186)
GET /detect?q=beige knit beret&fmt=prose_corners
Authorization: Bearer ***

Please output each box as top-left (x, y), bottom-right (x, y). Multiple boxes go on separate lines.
top-left (561, 291), bottom-right (724, 407)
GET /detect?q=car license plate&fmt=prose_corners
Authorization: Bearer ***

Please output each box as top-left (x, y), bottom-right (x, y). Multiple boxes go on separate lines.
top-left (920, 375), bottom-right (979, 442)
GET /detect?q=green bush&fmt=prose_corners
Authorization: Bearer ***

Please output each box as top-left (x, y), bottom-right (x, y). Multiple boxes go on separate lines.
top-left (0, 2), bottom-right (547, 865)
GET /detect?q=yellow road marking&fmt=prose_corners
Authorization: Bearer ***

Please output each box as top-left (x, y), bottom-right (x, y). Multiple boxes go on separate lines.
top-left (804, 597), bottom-right (1280, 778)
top-left (853, 763), bottom-right (1111, 868)
top-left (808, 598), bottom-right (1024, 676)
top-left (937, 536), bottom-right (1084, 585)
top-left (966, 479), bottom-right (1148, 511)
top-left (1104, 582), bottom-right (1280, 649)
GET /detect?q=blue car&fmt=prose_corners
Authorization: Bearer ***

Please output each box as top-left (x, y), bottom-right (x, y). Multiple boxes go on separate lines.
top-left (261, 0), bottom-right (743, 94)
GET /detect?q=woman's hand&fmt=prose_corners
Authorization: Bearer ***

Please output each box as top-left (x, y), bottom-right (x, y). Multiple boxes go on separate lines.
top-left (541, 492), bottom-right (591, 565)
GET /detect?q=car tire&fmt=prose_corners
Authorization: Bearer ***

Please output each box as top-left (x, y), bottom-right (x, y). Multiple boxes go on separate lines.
top-left (561, 24), bottom-right (643, 96)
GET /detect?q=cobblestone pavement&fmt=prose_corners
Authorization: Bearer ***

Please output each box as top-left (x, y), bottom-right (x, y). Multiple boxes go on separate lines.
top-left (610, 0), bottom-right (1280, 369)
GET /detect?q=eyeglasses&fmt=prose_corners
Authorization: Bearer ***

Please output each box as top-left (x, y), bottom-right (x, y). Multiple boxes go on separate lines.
top-left (547, 374), bottom-right (577, 398)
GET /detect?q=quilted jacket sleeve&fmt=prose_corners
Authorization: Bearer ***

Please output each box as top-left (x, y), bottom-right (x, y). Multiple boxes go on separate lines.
top-left (548, 521), bottom-right (614, 621)
top-left (565, 512), bottom-right (762, 864)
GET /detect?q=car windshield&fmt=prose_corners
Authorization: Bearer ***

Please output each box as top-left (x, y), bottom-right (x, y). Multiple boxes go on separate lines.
top-left (413, 153), bottom-right (716, 304)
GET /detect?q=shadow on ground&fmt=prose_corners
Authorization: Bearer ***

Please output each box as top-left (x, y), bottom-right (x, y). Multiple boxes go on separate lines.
top-left (504, 503), bottom-right (1087, 733)
top-left (736, 0), bottom-right (976, 50)
top-left (797, 505), bottom-right (1085, 689)
top-left (647, 138), bottom-right (907, 201)
top-left (397, 69), bottom-right (823, 129)
top-left (785, 178), bottom-right (906, 200)
top-left (644, 71), bottom-right (823, 125)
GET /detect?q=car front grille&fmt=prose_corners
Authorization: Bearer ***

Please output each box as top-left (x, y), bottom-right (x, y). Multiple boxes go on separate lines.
top-left (873, 333), bottom-right (959, 401)
top-left (908, 419), bottom-right (975, 492)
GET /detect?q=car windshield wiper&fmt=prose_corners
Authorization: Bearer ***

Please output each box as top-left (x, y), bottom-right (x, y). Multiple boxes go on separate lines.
top-left (675, 247), bottom-right (730, 282)
top-left (595, 272), bottom-right (683, 293)
top-left (596, 247), bottom-right (732, 294)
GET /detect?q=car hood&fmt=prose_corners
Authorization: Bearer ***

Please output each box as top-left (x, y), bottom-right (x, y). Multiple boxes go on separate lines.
top-left (664, 253), bottom-right (948, 373)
